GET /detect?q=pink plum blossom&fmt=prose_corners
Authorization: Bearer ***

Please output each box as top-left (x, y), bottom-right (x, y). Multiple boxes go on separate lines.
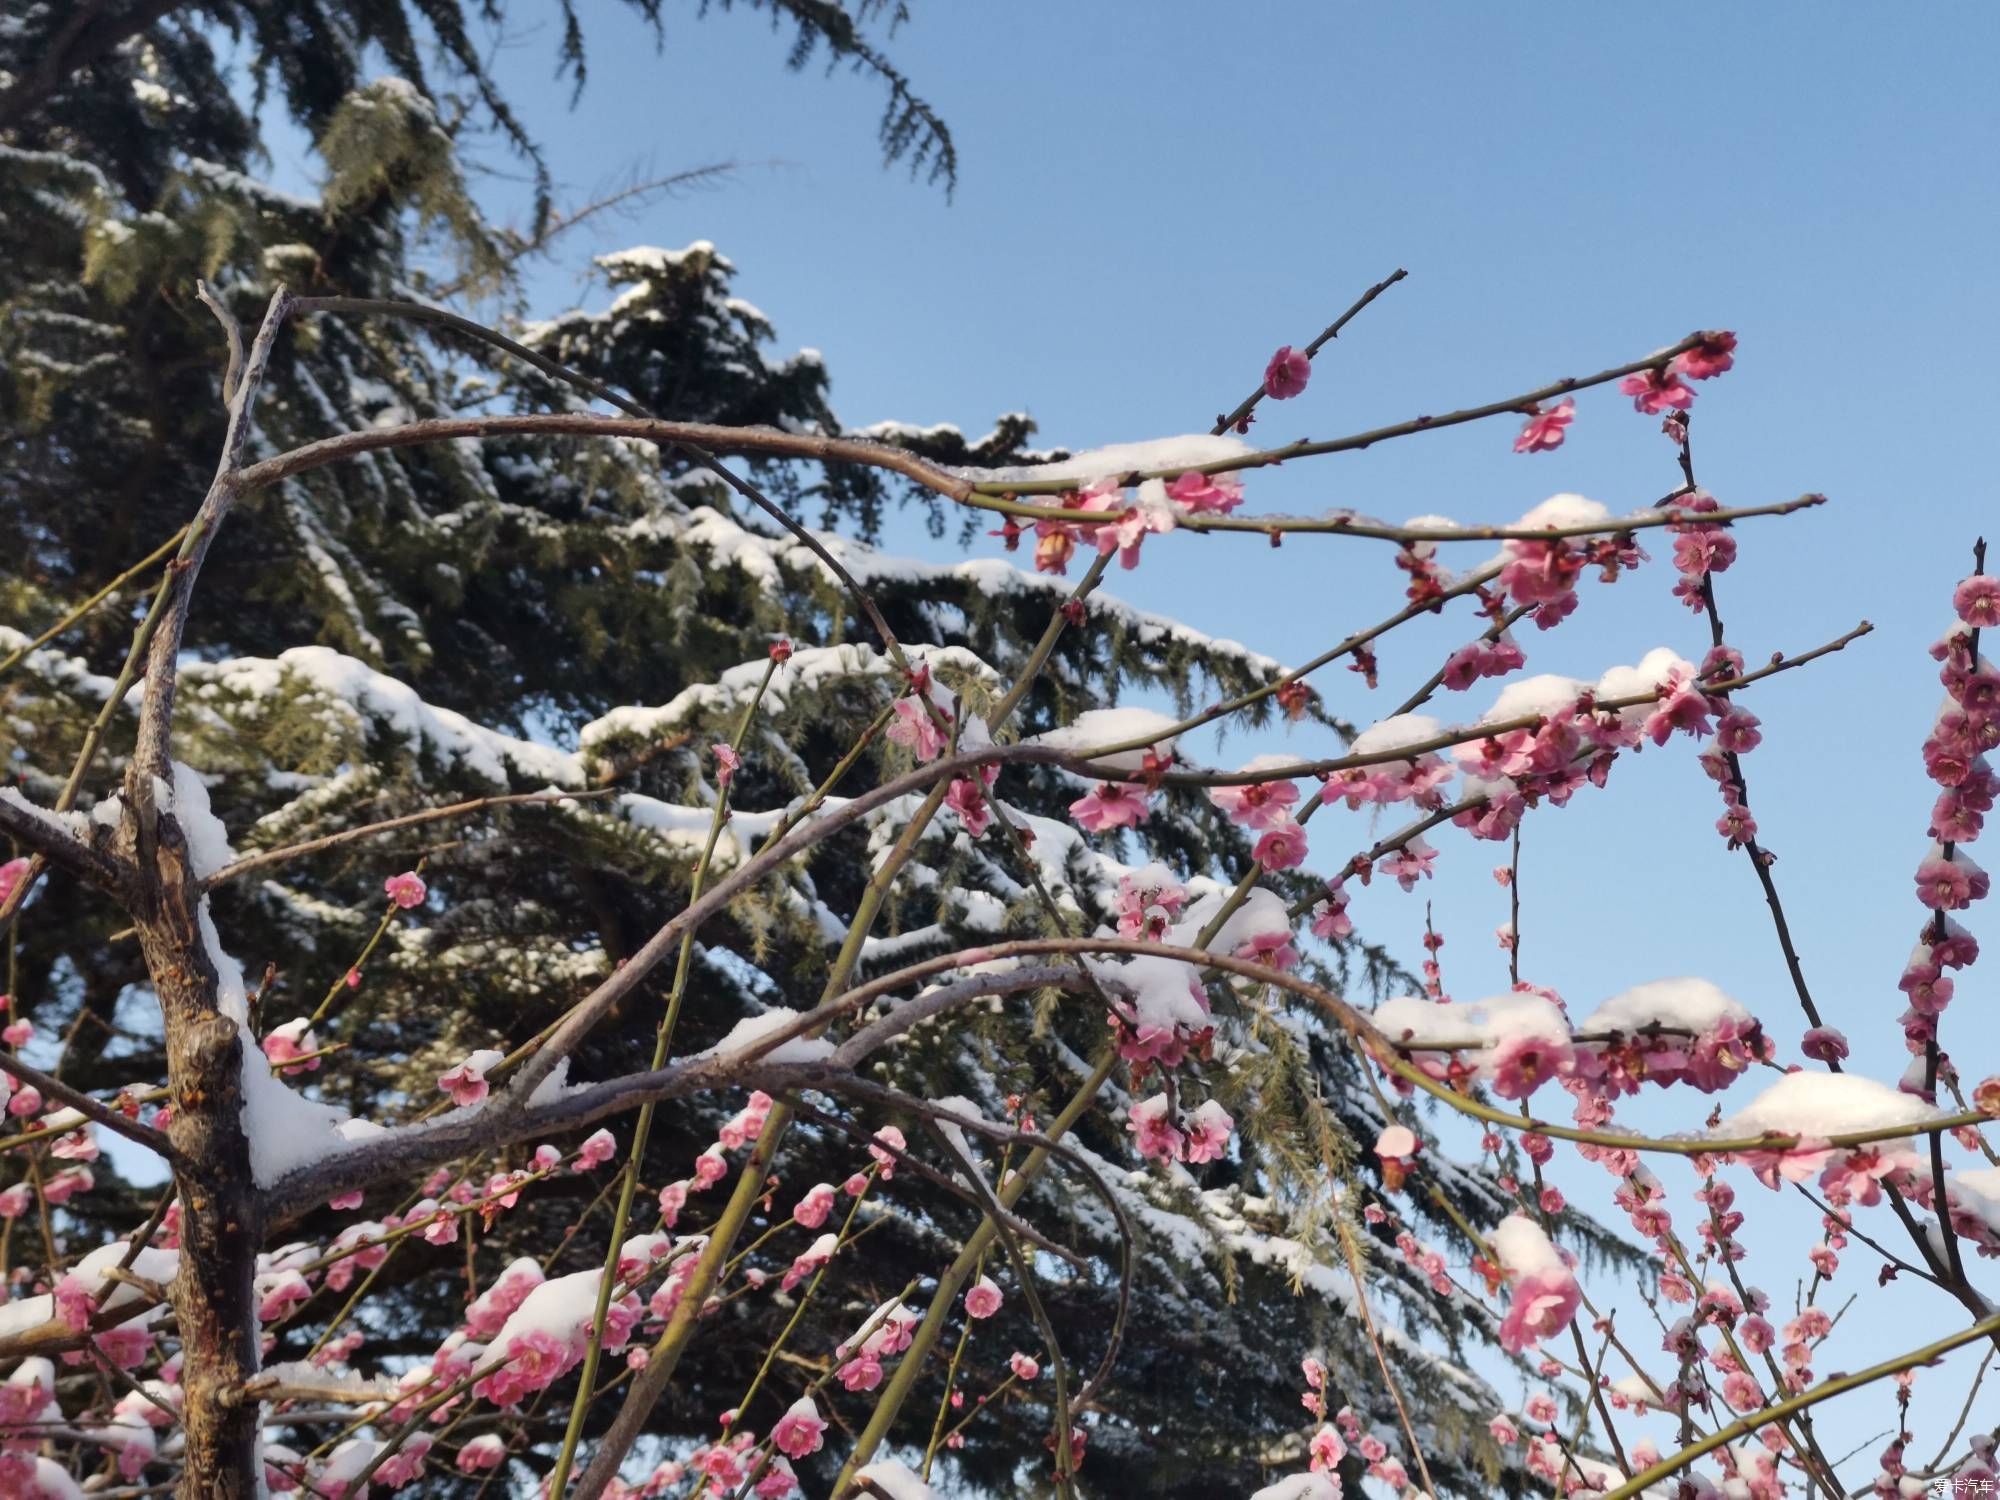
top-left (1674, 331), bottom-right (1738, 380)
top-left (1955, 575), bottom-right (2000, 629)
top-left (1253, 815), bottom-right (1309, 870)
top-left (1263, 345), bottom-right (1312, 399)
top-left (1513, 398), bottom-right (1574, 454)
top-left (886, 696), bottom-right (947, 761)
top-left (793, 1182), bottom-right (838, 1228)
top-left (771, 1396), bottom-right (827, 1459)
top-left (1308, 1425), bottom-right (1346, 1471)
top-left (1310, 883), bottom-right (1352, 940)
top-left (838, 1355), bottom-right (883, 1392)
top-left (1917, 850), bottom-right (1990, 910)
top-left (382, 871), bottom-right (427, 909)
top-left (1621, 367), bottom-right (1695, 414)
top-left (455, 1436), bottom-right (506, 1474)
top-left (573, 1129), bottom-right (617, 1171)
top-left (869, 1125), bottom-right (908, 1178)
top-left (1070, 781), bottom-right (1150, 833)
top-left (261, 1019), bottom-right (320, 1076)
top-left (964, 1276), bottom-right (1003, 1319)
top-left (1166, 470), bottom-right (1245, 515)
top-left (1208, 776), bottom-right (1300, 830)
top-left (711, 742), bottom-right (740, 787)
top-left (1499, 1266), bottom-right (1581, 1354)
top-left (1127, 1094), bottom-right (1183, 1164)
top-left (437, 1052), bottom-right (498, 1108)
top-left (1488, 1035), bottom-right (1575, 1100)
top-left (1183, 1100), bottom-right (1234, 1164)
top-left (1237, 926), bottom-right (1298, 971)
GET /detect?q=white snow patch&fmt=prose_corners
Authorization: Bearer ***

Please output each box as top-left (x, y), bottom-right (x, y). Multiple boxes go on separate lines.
top-left (1715, 1072), bottom-right (1941, 1141)
top-left (1030, 707), bottom-right (1182, 772)
top-left (852, 1459), bottom-right (941, 1499)
top-left (1515, 493), bottom-right (1612, 531)
top-left (1483, 674), bottom-right (1590, 724)
top-left (1350, 713), bottom-right (1441, 757)
top-left (1580, 978), bottom-right (1751, 1037)
top-left (963, 433), bottom-right (1252, 486)
top-left (1370, 993), bottom-right (1568, 1050)
top-left (691, 1009), bottom-right (834, 1066)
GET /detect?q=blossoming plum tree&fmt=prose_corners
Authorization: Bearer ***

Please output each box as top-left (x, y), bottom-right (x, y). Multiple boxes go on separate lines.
top-left (4, 131), bottom-right (1999, 1500)
top-left (0, 35), bottom-right (1992, 1496)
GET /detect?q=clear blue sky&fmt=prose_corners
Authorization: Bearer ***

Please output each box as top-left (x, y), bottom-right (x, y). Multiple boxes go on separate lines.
top-left (251, 3), bottom-right (2000, 1474)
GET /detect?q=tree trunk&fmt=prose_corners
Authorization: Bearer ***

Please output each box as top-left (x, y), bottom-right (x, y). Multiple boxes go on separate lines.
top-left (133, 813), bottom-right (264, 1498)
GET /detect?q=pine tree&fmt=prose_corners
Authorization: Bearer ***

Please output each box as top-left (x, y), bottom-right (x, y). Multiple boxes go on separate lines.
top-left (0, 11), bottom-right (1587, 1497)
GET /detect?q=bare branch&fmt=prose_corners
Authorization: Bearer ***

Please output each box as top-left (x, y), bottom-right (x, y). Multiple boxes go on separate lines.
top-left (1211, 267), bottom-right (1409, 436)
top-left (203, 789), bottom-right (615, 890)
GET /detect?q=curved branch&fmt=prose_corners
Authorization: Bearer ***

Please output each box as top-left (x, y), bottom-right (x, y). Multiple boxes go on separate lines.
top-left (226, 406), bottom-right (1817, 542)
top-left (202, 789), bottom-right (614, 889)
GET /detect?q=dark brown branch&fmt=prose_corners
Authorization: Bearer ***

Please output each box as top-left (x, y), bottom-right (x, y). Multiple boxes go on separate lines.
top-left (0, 796), bottom-right (128, 894)
top-left (263, 966), bottom-right (1080, 1220)
top-left (0, 1051), bottom-right (180, 1165)
top-left (202, 789), bottom-right (614, 889)
top-left (226, 405), bottom-right (1821, 541)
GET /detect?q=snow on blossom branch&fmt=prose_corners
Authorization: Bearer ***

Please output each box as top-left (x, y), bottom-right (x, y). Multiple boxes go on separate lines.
top-left (260, 964), bottom-right (1082, 1221)
top-left (834, 935), bottom-right (1996, 1160)
top-left (227, 404), bottom-right (1822, 545)
top-left (1133, 615), bottom-right (1873, 781)
top-left (0, 790), bottom-right (129, 894)
top-left (1208, 267), bottom-right (1409, 437)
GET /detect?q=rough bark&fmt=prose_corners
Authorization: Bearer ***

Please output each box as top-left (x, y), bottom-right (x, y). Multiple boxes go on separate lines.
top-left (132, 813), bottom-right (263, 1498)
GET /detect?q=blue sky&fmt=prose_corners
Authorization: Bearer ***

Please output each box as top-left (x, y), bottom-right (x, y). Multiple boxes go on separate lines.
top-left (231, 3), bottom-right (2000, 1476)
